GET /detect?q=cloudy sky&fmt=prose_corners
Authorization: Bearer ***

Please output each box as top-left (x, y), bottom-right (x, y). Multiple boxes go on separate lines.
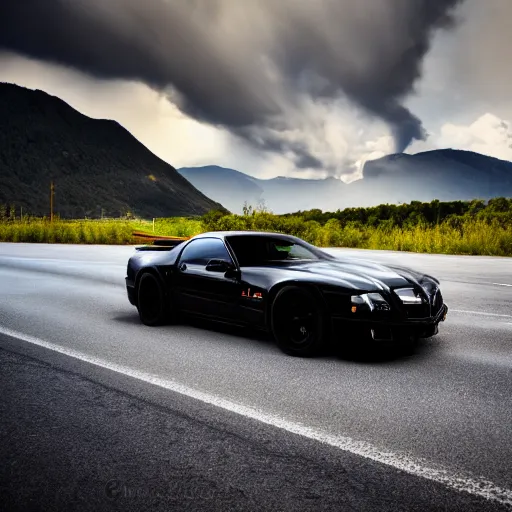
top-left (1, 0), bottom-right (511, 181)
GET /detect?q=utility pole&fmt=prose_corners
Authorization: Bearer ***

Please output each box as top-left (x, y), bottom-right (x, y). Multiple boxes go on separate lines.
top-left (50, 181), bottom-right (55, 222)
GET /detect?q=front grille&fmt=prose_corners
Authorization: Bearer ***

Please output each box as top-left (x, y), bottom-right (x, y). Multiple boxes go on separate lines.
top-left (395, 285), bottom-right (443, 319)
top-left (402, 302), bottom-right (430, 319)
top-left (431, 288), bottom-right (444, 315)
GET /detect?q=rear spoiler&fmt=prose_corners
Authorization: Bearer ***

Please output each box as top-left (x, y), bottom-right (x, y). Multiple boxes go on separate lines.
top-left (132, 231), bottom-right (190, 251)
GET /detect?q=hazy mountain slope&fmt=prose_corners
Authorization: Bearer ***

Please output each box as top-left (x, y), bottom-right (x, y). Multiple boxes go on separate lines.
top-left (354, 150), bottom-right (512, 205)
top-left (178, 150), bottom-right (512, 213)
top-left (256, 176), bottom-right (345, 212)
top-left (178, 166), bottom-right (264, 209)
top-left (177, 167), bottom-right (349, 213)
top-left (0, 83), bottom-right (225, 218)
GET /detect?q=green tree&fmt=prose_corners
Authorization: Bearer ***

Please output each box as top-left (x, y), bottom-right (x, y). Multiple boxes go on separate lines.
top-left (487, 197), bottom-right (511, 213)
top-left (242, 202), bottom-right (254, 216)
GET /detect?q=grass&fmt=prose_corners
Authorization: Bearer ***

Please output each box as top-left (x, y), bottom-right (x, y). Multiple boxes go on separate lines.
top-left (200, 213), bottom-right (512, 256)
top-left (149, 217), bottom-right (204, 238)
top-left (0, 216), bottom-right (205, 245)
top-left (1, 201), bottom-right (511, 256)
top-left (0, 219), bottom-right (136, 244)
top-left (341, 220), bottom-right (512, 256)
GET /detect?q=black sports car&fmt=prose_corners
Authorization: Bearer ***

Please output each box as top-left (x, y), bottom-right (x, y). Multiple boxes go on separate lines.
top-left (126, 231), bottom-right (448, 356)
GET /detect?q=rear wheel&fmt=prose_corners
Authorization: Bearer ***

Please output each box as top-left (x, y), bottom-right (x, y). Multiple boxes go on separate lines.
top-left (137, 272), bottom-right (171, 326)
top-left (271, 286), bottom-right (326, 357)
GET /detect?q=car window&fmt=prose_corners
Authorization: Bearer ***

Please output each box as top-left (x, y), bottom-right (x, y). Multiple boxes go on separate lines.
top-left (227, 236), bottom-right (320, 266)
top-left (178, 238), bottom-right (232, 266)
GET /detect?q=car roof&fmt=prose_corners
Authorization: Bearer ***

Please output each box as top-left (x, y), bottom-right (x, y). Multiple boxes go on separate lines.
top-left (187, 230), bottom-right (332, 259)
top-left (192, 231), bottom-right (300, 242)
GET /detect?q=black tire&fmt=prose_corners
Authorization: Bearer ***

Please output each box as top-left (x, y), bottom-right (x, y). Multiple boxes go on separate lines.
top-left (270, 285), bottom-right (326, 357)
top-left (137, 272), bottom-right (171, 326)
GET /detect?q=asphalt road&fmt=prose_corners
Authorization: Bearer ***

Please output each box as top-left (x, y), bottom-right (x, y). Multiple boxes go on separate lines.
top-left (1, 243), bottom-right (511, 511)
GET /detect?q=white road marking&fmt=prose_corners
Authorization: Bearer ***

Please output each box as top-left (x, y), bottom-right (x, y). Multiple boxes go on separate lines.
top-left (0, 256), bottom-right (123, 266)
top-left (1, 327), bottom-right (512, 506)
top-left (493, 283), bottom-right (512, 287)
top-left (451, 309), bottom-right (512, 319)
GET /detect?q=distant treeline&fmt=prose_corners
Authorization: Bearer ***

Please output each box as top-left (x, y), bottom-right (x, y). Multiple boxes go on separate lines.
top-left (0, 204), bottom-right (17, 221)
top-left (1, 198), bottom-right (511, 255)
top-left (200, 198), bottom-right (512, 256)
top-left (279, 197), bottom-right (512, 228)
top-left (0, 203), bottom-right (136, 221)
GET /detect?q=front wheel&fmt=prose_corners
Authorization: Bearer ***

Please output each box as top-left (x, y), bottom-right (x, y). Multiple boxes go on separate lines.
top-left (137, 272), bottom-right (172, 326)
top-left (270, 286), bottom-right (326, 357)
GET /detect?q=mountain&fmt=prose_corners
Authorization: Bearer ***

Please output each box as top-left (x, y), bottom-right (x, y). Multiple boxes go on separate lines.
top-left (0, 83), bottom-right (225, 218)
top-left (349, 150), bottom-right (512, 206)
top-left (178, 165), bottom-right (264, 209)
top-left (177, 166), bottom-right (351, 213)
top-left (178, 150), bottom-right (512, 213)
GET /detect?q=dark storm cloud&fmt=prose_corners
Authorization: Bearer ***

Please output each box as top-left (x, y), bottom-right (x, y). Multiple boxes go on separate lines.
top-left (0, 0), bottom-right (278, 127)
top-left (237, 127), bottom-right (325, 169)
top-left (0, 0), bottom-right (464, 165)
top-left (266, 0), bottom-right (463, 151)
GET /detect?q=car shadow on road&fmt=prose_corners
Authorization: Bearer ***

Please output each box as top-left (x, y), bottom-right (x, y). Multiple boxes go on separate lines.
top-left (111, 311), bottom-right (438, 364)
top-left (332, 337), bottom-right (440, 364)
top-left (179, 317), bottom-right (276, 348)
top-left (111, 312), bottom-right (144, 325)
top-left (111, 311), bottom-right (276, 347)
top-left (177, 318), bottom-right (440, 364)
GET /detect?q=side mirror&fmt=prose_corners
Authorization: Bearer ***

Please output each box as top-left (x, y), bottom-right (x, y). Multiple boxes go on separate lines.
top-left (205, 259), bottom-right (234, 273)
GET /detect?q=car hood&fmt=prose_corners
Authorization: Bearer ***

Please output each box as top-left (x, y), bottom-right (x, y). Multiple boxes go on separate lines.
top-left (259, 257), bottom-right (434, 292)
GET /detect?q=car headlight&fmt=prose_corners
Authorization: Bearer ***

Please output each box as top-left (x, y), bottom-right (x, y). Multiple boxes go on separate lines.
top-left (394, 287), bottom-right (424, 304)
top-left (351, 292), bottom-right (390, 313)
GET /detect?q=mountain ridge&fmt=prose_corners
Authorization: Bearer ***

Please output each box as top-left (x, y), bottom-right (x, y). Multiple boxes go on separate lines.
top-left (178, 149), bottom-right (512, 213)
top-left (0, 82), bottom-right (225, 218)
top-left (3, 81), bottom-right (511, 218)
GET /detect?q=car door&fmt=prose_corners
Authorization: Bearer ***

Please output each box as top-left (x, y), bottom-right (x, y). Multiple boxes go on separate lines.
top-left (173, 237), bottom-right (241, 321)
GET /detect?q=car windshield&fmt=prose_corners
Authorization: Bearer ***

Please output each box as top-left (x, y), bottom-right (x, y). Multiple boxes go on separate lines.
top-left (227, 235), bottom-right (320, 266)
